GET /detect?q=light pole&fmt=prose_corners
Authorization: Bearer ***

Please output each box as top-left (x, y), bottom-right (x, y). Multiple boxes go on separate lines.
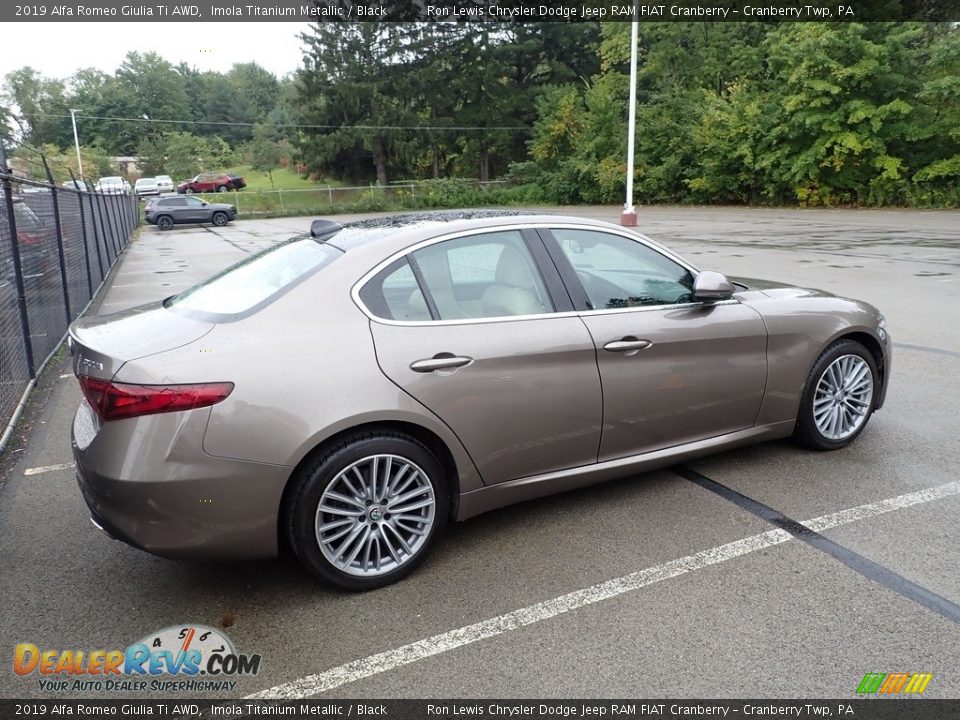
top-left (69, 108), bottom-right (83, 180)
top-left (621, 11), bottom-right (639, 227)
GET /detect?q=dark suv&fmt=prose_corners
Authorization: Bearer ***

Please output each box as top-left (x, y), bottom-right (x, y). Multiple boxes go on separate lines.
top-left (145, 196), bottom-right (237, 230)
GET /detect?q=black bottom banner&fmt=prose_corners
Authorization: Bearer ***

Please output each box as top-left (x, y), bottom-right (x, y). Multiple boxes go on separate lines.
top-left (1, 699), bottom-right (956, 720)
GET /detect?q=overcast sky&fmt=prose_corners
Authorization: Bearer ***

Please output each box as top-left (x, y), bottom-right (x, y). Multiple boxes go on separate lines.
top-left (0, 23), bottom-right (309, 81)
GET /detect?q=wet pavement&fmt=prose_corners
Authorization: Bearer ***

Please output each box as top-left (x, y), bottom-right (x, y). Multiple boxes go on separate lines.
top-left (0, 206), bottom-right (958, 700)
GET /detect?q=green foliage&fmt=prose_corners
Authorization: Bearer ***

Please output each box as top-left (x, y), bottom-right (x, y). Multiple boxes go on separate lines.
top-left (162, 132), bottom-right (210, 180)
top-left (4, 22), bottom-right (960, 208)
top-left (10, 143), bottom-right (111, 183)
top-left (247, 122), bottom-right (289, 189)
top-left (2, 67), bottom-right (71, 147)
top-left (525, 21), bottom-right (960, 208)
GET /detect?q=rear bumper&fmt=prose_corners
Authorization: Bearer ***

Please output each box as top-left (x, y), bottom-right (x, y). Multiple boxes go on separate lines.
top-left (72, 402), bottom-right (290, 560)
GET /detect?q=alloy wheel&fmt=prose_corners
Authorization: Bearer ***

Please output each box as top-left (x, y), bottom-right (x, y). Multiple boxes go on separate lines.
top-left (813, 354), bottom-right (873, 441)
top-left (315, 454), bottom-right (436, 577)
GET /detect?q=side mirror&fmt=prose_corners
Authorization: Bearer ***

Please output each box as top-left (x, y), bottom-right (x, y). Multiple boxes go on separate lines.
top-left (693, 271), bottom-right (735, 302)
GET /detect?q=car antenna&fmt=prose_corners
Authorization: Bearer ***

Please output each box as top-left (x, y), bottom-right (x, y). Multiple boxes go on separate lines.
top-left (310, 219), bottom-right (343, 241)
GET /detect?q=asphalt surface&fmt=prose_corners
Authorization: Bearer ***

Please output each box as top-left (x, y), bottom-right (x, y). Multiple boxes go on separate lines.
top-left (0, 206), bottom-right (958, 700)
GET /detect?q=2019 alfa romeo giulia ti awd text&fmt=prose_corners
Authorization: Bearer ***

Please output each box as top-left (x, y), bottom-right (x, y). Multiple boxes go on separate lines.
top-left (70, 211), bottom-right (890, 590)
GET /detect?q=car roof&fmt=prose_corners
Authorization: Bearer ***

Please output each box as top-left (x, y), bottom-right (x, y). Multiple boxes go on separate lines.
top-left (303, 209), bottom-right (636, 254)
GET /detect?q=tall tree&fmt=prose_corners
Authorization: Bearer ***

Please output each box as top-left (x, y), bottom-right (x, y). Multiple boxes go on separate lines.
top-left (2, 67), bottom-right (71, 147)
top-left (298, 23), bottom-right (419, 185)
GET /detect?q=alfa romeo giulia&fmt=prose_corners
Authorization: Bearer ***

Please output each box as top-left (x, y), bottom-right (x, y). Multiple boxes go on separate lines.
top-left (70, 211), bottom-right (890, 590)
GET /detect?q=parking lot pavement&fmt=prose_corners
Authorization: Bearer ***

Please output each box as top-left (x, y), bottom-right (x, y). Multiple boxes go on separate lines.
top-left (1, 208), bottom-right (958, 699)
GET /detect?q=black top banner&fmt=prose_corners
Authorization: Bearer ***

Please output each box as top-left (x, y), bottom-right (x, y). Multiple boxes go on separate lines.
top-left (6, 0), bottom-right (960, 23)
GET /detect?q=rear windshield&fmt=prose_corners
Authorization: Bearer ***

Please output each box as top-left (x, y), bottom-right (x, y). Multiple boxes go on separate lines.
top-left (166, 239), bottom-right (341, 319)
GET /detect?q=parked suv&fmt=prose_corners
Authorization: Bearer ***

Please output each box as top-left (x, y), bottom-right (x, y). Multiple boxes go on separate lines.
top-left (176, 173), bottom-right (246, 194)
top-left (145, 195), bottom-right (237, 230)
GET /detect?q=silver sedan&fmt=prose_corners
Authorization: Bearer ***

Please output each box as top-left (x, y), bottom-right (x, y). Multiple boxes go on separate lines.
top-left (70, 211), bottom-right (890, 590)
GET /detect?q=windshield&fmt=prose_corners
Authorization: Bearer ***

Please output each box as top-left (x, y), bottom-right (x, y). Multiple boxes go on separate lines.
top-left (166, 239), bottom-right (341, 319)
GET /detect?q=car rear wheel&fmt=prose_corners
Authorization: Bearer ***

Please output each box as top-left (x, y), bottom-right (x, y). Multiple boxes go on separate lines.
top-left (285, 432), bottom-right (448, 591)
top-left (212, 211), bottom-right (229, 226)
top-left (156, 215), bottom-right (174, 231)
top-left (794, 339), bottom-right (877, 450)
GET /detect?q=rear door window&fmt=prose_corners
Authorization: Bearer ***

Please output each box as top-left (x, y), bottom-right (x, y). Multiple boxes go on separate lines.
top-left (411, 232), bottom-right (553, 320)
top-left (358, 259), bottom-right (432, 322)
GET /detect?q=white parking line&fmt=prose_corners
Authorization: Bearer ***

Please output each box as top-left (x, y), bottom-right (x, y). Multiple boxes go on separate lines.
top-left (23, 462), bottom-right (76, 476)
top-left (246, 480), bottom-right (960, 700)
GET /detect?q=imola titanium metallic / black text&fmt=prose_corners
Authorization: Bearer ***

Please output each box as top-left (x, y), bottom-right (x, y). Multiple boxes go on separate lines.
top-left (70, 212), bottom-right (890, 590)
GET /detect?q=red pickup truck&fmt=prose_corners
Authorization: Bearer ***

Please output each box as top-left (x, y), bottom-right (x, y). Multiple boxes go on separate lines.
top-left (176, 173), bottom-right (246, 194)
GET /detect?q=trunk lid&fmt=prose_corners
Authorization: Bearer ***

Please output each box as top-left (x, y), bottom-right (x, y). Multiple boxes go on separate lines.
top-left (69, 301), bottom-right (214, 380)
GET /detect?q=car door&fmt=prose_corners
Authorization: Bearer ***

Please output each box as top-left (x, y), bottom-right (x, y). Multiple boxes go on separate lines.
top-left (541, 226), bottom-right (767, 462)
top-left (183, 196), bottom-right (210, 222)
top-left (363, 228), bottom-right (603, 485)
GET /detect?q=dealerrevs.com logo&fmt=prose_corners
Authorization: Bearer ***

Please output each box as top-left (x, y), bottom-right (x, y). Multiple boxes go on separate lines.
top-left (14, 624), bottom-right (261, 693)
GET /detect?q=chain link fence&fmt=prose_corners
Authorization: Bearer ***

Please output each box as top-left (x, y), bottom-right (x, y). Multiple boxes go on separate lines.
top-left (0, 169), bottom-right (139, 453)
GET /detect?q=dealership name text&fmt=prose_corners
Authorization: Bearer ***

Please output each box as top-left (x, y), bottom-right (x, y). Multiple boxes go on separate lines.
top-left (18, 3), bottom-right (858, 19)
top-left (424, 706), bottom-right (855, 718)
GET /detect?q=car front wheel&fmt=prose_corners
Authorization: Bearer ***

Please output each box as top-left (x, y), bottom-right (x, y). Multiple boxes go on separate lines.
top-left (794, 339), bottom-right (878, 450)
top-left (212, 211), bottom-right (229, 226)
top-left (285, 432), bottom-right (448, 591)
top-left (185, 188), bottom-right (193, 194)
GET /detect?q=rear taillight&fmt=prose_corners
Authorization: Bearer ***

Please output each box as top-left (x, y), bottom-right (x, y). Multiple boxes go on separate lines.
top-left (78, 376), bottom-right (233, 422)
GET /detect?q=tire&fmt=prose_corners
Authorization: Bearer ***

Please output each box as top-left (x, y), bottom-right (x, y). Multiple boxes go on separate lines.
top-left (794, 339), bottom-right (878, 451)
top-left (185, 188), bottom-right (194, 194)
top-left (156, 215), bottom-right (174, 231)
top-left (212, 211), bottom-right (228, 226)
top-left (285, 431), bottom-right (449, 591)
top-left (217, 185), bottom-right (228, 193)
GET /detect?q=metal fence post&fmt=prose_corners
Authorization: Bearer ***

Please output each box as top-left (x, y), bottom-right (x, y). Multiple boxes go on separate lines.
top-left (68, 169), bottom-right (94, 298)
top-left (0, 140), bottom-right (36, 377)
top-left (93, 193), bottom-right (113, 265)
top-left (88, 192), bottom-right (106, 281)
top-left (107, 194), bottom-right (121, 256)
top-left (41, 156), bottom-right (72, 323)
top-left (279, 188), bottom-right (284, 213)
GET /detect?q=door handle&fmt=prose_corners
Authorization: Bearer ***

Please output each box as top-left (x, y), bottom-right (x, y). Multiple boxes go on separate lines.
top-left (410, 354), bottom-right (473, 373)
top-left (603, 337), bottom-right (652, 353)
